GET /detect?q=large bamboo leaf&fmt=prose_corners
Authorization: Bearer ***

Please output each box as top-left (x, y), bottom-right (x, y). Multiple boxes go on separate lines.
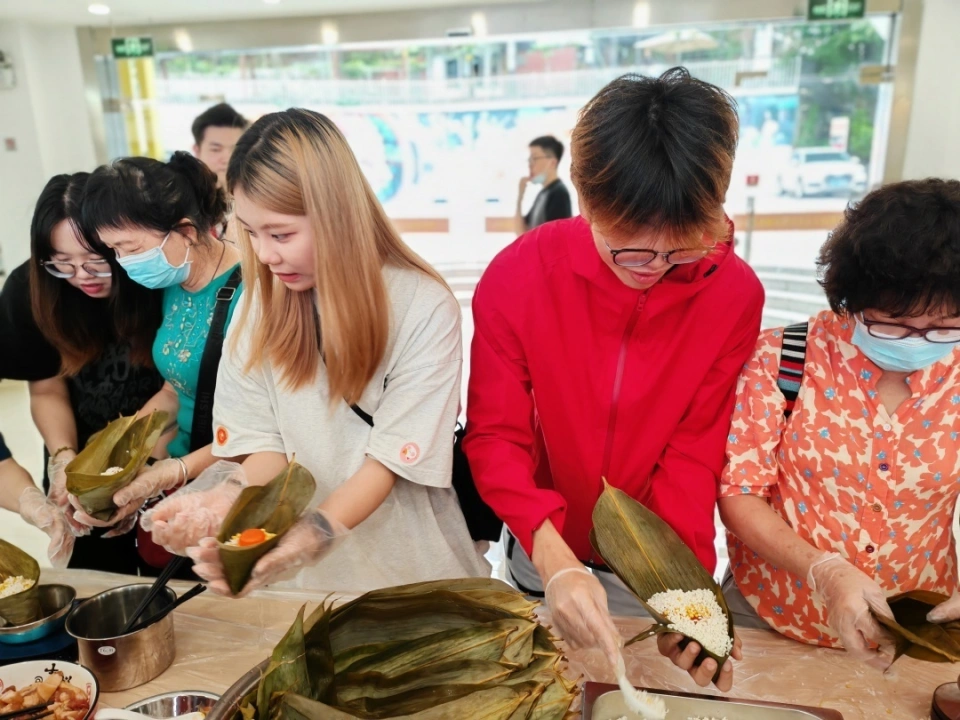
top-left (0, 539), bottom-right (41, 625)
top-left (218, 461), bottom-right (317, 595)
top-left (303, 600), bottom-right (336, 704)
top-left (591, 483), bottom-right (734, 679)
top-left (336, 659), bottom-right (512, 703)
top-left (65, 411), bottom-right (168, 520)
top-left (526, 673), bottom-right (578, 720)
top-left (872, 590), bottom-right (960, 664)
top-left (257, 606), bottom-right (310, 720)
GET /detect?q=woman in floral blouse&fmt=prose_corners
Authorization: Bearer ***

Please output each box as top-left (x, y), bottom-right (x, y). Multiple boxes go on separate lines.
top-left (719, 178), bottom-right (960, 669)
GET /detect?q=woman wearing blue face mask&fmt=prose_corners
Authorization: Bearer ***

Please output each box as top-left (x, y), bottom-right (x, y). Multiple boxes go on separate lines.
top-left (717, 178), bottom-right (960, 671)
top-left (73, 152), bottom-right (243, 572)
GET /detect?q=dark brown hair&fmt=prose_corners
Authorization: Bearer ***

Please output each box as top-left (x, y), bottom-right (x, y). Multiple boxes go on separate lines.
top-left (818, 178), bottom-right (960, 318)
top-left (29, 173), bottom-right (161, 375)
top-left (571, 67), bottom-right (738, 244)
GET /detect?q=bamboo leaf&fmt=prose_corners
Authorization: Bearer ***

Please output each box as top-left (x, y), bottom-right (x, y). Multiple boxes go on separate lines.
top-left (65, 411), bottom-right (168, 520)
top-left (0, 539), bottom-right (41, 625)
top-left (872, 590), bottom-right (960, 664)
top-left (218, 461), bottom-right (317, 595)
top-left (336, 659), bottom-right (512, 703)
top-left (257, 606), bottom-right (310, 720)
top-left (590, 483), bottom-right (734, 679)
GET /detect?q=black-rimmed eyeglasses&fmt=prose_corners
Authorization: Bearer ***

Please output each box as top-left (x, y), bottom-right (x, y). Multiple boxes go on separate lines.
top-left (603, 240), bottom-right (712, 268)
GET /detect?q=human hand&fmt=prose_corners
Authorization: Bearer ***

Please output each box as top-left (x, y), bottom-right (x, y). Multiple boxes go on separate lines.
top-left (657, 629), bottom-right (742, 692)
top-left (808, 552), bottom-right (895, 668)
top-left (19, 486), bottom-right (75, 568)
top-left (544, 566), bottom-right (623, 668)
top-left (70, 458), bottom-right (186, 531)
top-left (188, 509), bottom-right (346, 597)
top-left (927, 592), bottom-right (960, 624)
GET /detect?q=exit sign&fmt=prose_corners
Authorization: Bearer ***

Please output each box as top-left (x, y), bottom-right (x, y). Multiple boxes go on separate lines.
top-left (808, 0), bottom-right (866, 21)
top-left (111, 37), bottom-right (154, 59)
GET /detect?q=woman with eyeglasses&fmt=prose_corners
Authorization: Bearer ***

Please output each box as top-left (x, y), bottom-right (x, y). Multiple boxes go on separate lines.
top-left (719, 178), bottom-right (960, 671)
top-left (71, 153), bottom-right (243, 574)
top-left (0, 172), bottom-right (163, 572)
top-left (464, 68), bottom-right (764, 691)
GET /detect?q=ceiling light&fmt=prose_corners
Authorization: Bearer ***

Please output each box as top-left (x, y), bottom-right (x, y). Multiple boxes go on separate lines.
top-left (263, 0), bottom-right (281, 4)
top-left (632, 1), bottom-right (651, 28)
top-left (320, 21), bottom-right (339, 45)
top-left (173, 29), bottom-right (193, 52)
top-left (88, 3), bottom-right (111, 15)
top-left (471, 12), bottom-right (488, 37)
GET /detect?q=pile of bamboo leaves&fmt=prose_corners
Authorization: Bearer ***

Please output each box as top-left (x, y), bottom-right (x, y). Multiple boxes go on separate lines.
top-left (237, 578), bottom-right (577, 720)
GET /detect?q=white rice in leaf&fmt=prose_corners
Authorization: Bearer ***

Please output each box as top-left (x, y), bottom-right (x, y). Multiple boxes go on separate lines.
top-left (0, 575), bottom-right (35, 600)
top-left (647, 588), bottom-right (733, 656)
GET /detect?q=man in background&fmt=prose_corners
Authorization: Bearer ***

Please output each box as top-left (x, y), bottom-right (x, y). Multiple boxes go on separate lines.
top-left (514, 135), bottom-right (572, 236)
top-left (192, 103), bottom-right (249, 188)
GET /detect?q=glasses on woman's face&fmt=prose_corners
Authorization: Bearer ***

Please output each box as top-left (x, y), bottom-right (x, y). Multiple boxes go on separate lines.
top-left (859, 313), bottom-right (960, 344)
top-left (603, 240), bottom-right (712, 268)
top-left (41, 259), bottom-right (113, 279)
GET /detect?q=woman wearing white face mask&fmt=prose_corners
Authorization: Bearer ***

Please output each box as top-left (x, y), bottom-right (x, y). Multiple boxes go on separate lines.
top-left (718, 178), bottom-right (960, 671)
top-left (73, 153), bottom-right (243, 574)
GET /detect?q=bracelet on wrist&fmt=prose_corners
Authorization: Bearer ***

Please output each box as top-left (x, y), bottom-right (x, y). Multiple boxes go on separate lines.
top-left (51, 446), bottom-right (76, 459)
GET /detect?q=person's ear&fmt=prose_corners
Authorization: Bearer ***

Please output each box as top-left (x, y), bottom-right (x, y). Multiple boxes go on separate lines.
top-left (174, 219), bottom-right (199, 246)
top-left (193, 144), bottom-right (201, 158)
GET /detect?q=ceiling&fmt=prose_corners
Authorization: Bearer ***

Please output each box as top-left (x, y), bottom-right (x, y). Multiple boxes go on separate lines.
top-left (0, 0), bottom-right (532, 27)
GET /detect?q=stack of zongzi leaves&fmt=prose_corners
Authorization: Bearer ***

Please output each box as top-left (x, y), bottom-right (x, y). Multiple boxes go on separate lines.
top-left (0, 539), bottom-right (41, 625)
top-left (65, 411), bottom-right (169, 520)
top-left (236, 578), bottom-right (577, 720)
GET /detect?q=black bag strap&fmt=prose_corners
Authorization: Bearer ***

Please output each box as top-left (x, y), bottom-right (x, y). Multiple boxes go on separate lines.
top-left (777, 322), bottom-right (809, 420)
top-left (350, 403), bottom-right (375, 428)
top-left (189, 266), bottom-right (242, 452)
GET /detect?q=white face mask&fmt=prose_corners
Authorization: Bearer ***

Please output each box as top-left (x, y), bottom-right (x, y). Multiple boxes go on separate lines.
top-left (530, 173), bottom-right (547, 185)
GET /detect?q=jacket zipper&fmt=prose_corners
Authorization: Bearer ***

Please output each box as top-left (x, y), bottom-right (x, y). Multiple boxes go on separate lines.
top-left (592, 293), bottom-right (646, 564)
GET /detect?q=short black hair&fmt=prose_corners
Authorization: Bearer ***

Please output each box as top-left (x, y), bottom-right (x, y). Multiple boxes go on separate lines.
top-left (83, 151), bottom-right (229, 240)
top-left (191, 103), bottom-right (249, 146)
top-left (571, 67), bottom-right (738, 241)
top-left (530, 135), bottom-right (564, 162)
top-left (818, 178), bottom-right (960, 318)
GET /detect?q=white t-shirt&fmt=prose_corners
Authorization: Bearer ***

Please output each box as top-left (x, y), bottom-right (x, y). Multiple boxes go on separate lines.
top-left (211, 264), bottom-right (490, 592)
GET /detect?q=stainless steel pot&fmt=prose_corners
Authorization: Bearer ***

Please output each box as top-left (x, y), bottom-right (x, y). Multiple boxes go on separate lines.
top-left (125, 691), bottom-right (220, 717)
top-left (0, 584), bottom-right (76, 644)
top-left (65, 584), bottom-right (177, 692)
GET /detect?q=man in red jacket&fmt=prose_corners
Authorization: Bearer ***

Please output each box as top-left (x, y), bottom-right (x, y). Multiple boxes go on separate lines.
top-left (464, 68), bottom-right (764, 690)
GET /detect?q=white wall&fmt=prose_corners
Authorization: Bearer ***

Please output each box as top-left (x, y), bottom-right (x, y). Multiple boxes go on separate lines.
top-left (901, 0), bottom-right (960, 180)
top-left (0, 22), bottom-right (95, 273)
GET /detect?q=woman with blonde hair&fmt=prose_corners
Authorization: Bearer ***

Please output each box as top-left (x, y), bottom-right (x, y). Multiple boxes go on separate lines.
top-left (142, 108), bottom-right (489, 594)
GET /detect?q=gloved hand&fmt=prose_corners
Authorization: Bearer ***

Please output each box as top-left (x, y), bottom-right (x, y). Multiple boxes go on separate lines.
top-left (19, 486), bottom-right (75, 568)
top-left (140, 461), bottom-right (247, 555)
top-left (928, 592), bottom-right (960, 623)
top-left (808, 551), bottom-right (895, 668)
top-left (543, 566), bottom-right (623, 669)
top-left (70, 458), bottom-right (187, 530)
top-left (46, 450), bottom-right (89, 537)
top-left (188, 509), bottom-right (347, 598)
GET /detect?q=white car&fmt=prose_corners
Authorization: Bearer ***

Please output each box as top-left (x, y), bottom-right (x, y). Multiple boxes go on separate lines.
top-left (777, 148), bottom-right (868, 198)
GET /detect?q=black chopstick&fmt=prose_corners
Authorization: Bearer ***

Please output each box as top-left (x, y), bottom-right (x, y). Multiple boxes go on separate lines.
top-left (125, 583), bottom-right (207, 635)
top-left (122, 555), bottom-right (189, 634)
top-left (0, 702), bottom-right (54, 720)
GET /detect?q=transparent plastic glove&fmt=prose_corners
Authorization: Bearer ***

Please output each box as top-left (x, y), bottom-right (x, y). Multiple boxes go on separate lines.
top-left (187, 509), bottom-right (347, 598)
top-left (544, 566), bottom-right (623, 668)
top-left (19, 486), bottom-right (74, 568)
top-left (140, 461), bottom-right (247, 556)
top-left (928, 592), bottom-right (960, 623)
top-left (808, 551), bottom-right (896, 668)
top-left (46, 450), bottom-right (88, 537)
top-left (70, 458), bottom-right (186, 529)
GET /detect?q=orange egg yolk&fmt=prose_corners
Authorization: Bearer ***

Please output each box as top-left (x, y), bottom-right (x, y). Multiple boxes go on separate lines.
top-left (237, 528), bottom-right (267, 547)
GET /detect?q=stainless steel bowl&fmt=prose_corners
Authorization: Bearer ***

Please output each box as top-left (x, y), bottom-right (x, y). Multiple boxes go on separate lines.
top-left (205, 660), bottom-right (267, 720)
top-left (66, 584), bottom-right (177, 692)
top-left (125, 691), bottom-right (220, 717)
top-left (0, 584), bottom-right (77, 645)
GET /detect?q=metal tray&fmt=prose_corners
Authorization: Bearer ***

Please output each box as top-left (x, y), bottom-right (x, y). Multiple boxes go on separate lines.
top-left (583, 682), bottom-right (844, 720)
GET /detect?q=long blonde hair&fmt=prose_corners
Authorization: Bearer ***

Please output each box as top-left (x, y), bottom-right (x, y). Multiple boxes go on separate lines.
top-left (227, 109), bottom-right (447, 403)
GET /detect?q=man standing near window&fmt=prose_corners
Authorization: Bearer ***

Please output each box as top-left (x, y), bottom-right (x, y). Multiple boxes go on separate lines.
top-left (514, 135), bottom-right (572, 235)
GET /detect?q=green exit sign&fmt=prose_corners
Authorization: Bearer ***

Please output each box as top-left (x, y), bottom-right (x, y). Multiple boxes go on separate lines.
top-left (111, 36), bottom-right (154, 59)
top-left (808, 0), bottom-right (866, 20)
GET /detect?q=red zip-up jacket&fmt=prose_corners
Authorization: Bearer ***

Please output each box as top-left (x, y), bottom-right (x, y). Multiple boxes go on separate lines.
top-left (464, 216), bottom-right (764, 572)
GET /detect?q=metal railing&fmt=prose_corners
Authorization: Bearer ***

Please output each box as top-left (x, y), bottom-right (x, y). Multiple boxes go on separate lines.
top-left (156, 57), bottom-right (801, 106)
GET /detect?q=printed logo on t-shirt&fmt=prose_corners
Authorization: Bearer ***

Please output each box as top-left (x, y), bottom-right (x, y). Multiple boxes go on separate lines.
top-left (215, 426), bottom-right (229, 446)
top-left (399, 442), bottom-right (420, 464)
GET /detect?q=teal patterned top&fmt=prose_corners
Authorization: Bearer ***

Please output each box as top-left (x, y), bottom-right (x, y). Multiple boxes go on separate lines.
top-left (152, 263), bottom-right (242, 458)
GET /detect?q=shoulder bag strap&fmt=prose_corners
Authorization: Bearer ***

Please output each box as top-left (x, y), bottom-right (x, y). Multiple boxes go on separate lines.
top-left (777, 322), bottom-right (810, 420)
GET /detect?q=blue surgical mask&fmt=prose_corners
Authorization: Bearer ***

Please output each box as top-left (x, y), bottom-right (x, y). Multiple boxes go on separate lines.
top-left (852, 318), bottom-right (955, 373)
top-left (531, 173), bottom-right (547, 185)
top-left (116, 233), bottom-right (191, 289)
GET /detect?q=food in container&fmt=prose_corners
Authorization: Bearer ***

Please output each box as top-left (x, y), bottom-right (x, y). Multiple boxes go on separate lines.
top-left (0, 539), bottom-right (42, 625)
top-left (590, 482), bottom-right (735, 682)
top-left (0, 661), bottom-right (98, 720)
top-left (65, 411), bottom-right (168, 521)
top-left (216, 461), bottom-right (316, 595)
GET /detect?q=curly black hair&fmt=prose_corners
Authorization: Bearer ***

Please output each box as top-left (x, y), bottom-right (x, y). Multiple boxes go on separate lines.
top-left (818, 178), bottom-right (960, 318)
